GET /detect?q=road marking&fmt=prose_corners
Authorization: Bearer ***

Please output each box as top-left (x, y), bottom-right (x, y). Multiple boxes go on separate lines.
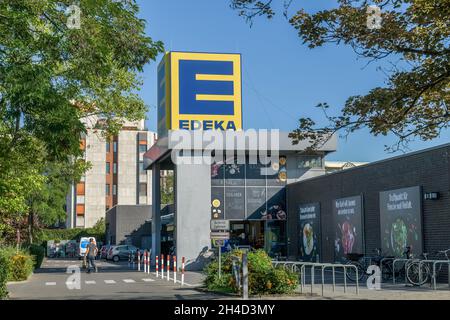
top-left (123, 279), bottom-right (135, 283)
top-left (142, 278), bottom-right (154, 282)
top-left (104, 280), bottom-right (116, 284)
top-left (45, 282), bottom-right (56, 286)
top-left (85, 280), bottom-right (96, 285)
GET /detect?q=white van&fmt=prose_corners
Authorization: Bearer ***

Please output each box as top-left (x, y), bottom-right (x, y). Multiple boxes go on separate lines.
top-left (79, 237), bottom-right (96, 258)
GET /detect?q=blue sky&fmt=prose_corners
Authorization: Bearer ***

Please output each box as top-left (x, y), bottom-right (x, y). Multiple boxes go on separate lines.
top-left (136, 0), bottom-right (449, 162)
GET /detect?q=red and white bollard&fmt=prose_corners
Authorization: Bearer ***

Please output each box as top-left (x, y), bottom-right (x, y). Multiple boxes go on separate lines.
top-left (161, 254), bottom-right (164, 279)
top-left (147, 252), bottom-right (151, 274)
top-left (166, 254), bottom-right (170, 282)
top-left (156, 255), bottom-right (159, 278)
top-left (143, 251), bottom-right (146, 273)
top-left (181, 257), bottom-right (185, 286)
top-left (137, 252), bottom-right (141, 271)
top-left (173, 256), bottom-right (177, 284)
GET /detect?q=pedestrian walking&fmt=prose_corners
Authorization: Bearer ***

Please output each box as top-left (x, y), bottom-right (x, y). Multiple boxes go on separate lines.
top-left (85, 238), bottom-right (98, 274)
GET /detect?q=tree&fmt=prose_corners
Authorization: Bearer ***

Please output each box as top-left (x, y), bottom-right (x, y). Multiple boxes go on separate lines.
top-left (161, 172), bottom-right (174, 205)
top-left (0, 0), bottom-right (163, 243)
top-left (230, 0), bottom-right (449, 151)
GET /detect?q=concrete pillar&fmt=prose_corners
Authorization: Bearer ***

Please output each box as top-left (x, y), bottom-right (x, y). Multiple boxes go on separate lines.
top-left (151, 162), bottom-right (161, 266)
top-left (174, 154), bottom-right (211, 270)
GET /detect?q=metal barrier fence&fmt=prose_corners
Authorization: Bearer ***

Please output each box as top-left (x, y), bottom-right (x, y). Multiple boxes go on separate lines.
top-left (273, 261), bottom-right (359, 296)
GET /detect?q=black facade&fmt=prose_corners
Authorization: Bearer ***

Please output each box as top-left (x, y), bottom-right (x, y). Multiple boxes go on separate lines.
top-left (287, 143), bottom-right (450, 263)
top-left (106, 205), bottom-right (152, 248)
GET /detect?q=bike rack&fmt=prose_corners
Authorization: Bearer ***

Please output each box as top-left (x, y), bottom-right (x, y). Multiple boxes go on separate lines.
top-left (415, 260), bottom-right (450, 289)
top-left (392, 258), bottom-right (415, 285)
top-left (272, 261), bottom-right (359, 296)
top-left (379, 257), bottom-right (396, 279)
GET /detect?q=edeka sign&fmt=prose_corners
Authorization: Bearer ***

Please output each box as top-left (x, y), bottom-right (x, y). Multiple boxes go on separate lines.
top-left (157, 51), bottom-right (242, 135)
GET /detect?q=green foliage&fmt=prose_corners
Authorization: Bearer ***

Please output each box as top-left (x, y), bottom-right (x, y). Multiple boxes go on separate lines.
top-left (203, 249), bottom-right (298, 295)
top-left (0, 253), bottom-right (8, 299)
top-left (161, 172), bottom-right (174, 205)
top-left (0, 0), bottom-right (163, 242)
top-left (0, 247), bottom-right (34, 282)
top-left (28, 244), bottom-right (45, 269)
top-left (231, 0), bottom-right (450, 151)
top-left (34, 219), bottom-right (106, 245)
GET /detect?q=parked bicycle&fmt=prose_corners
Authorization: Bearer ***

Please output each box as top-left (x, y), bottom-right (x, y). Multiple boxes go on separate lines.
top-left (344, 247), bottom-right (411, 282)
top-left (406, 248), bottom-right (450, 286)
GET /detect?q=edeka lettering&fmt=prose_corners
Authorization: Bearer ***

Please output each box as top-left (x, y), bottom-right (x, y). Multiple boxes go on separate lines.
top-left (179, 119), bottom-right (237, 130)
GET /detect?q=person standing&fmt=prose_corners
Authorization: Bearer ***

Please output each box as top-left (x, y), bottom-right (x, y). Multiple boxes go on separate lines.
top-left (85, 238), bottom-right (98, 273)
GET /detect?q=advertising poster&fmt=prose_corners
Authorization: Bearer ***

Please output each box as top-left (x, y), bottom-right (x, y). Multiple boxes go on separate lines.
top-left (333, 195), bottom-right (364, 261)
top-left (298, 203), bottom-right (321, 262)
top-left (265, 188), bottom-right (287, 220)
top-left (211, 162), bottom-right (225, 186)
top-left (211, 187), bottom-right (225, 220)
top-left (224, 163), bottom-right (245, 186)
top-left (245, 162), bottom-right (266, 186)
top-left (246, 187), bottom-right (267, 219)
top-left (267, 156), bottom-right (287, 187)
top-left (225, 187), bottom-right (246, 219)
top-left (379, 186), bottom-right (422, 257)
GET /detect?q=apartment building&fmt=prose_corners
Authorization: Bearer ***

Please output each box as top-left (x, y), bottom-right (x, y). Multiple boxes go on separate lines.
top-left (66, 117), bottom-right (156, 228)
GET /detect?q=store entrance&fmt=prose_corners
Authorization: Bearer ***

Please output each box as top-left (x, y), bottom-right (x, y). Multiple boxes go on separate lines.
top-left (229, 220), bottom-right (287, 258)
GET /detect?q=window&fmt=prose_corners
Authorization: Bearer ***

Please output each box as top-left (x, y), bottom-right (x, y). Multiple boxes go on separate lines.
top-left (76, 195), bottom-right (85, 204)
top-left (113, 163), bottom-right (117, 174)
top-left (298, 155), bottom-right (323, 169)
top-left (139, 161), bottom-right (144, 173)
top-left (113, 184), bottom-right (117, 196)
top-left (106, 184), bottom-right (110, 195)
top-left (139, 144), bottom-right (147, 153)
top-left (106, 142), bottom-right (110, 152)
top-left (106, 162), bottom-right (110, 174)
top-left (113, 141), bottom-right (118, 153)
top-left (139, 183), bottom-right (147, 196)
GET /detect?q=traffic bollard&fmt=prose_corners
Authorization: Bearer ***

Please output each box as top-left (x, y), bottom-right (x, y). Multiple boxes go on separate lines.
top-left (138, 252), bottom-right (141, 271)
top-left (181, 257), bottom-right (185, 286)
top-left (128, 253), bottom-right (131, 268)
top-left (173, 256), bottom-right (177, 284)
top-left (167, 255), bottom-right (170, 282)
top-left (161, 254), bottom-right (166, 279)
top-left (156, 255), bottom-right (159, 278)
top-left (143, 251), bottom-right (147, 273)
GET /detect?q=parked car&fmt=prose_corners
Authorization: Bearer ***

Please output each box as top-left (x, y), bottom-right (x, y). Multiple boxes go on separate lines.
top-left (100, 245), bottom-right (112, 259)
top-left (107, 245), bottom-right (143, 262)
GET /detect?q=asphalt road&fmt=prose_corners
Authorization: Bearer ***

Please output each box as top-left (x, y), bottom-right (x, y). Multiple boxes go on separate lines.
top-left (7, 258), bottom-right (227, 300)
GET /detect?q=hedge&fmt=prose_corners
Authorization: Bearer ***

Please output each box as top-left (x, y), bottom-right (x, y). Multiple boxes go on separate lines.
top-left (204, 249), bottom-right (298, 295)
top-left (29, 244), bottom-right (45, 269)
top-left (0, 254), bottom-right (8, 299)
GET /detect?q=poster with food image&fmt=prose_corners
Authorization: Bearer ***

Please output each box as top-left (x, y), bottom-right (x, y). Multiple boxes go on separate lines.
top-left (267, 156), bottom-right (287, 186)
top-left (379, 186), bottom-right (422, 257)
top-left (333, 195), bottom-right (364, 261)
top-left (211, 162), bottom-right (225, 186)
top-left (211, 187), bottom-right (225, 219)
top-left (298, 203), bottom-right (321, 262)
top-left (265, 187), bottom-right (287, 220)
top-left (225, 163), bottom-right (245, 186)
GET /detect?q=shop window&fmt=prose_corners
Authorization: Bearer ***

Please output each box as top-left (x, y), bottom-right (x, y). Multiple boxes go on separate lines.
top-left (298, 155), bottom-right (323, 169)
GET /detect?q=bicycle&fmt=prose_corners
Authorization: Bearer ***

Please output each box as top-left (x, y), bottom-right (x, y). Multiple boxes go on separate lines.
top-left (406, 249), bottom-right (450, 286)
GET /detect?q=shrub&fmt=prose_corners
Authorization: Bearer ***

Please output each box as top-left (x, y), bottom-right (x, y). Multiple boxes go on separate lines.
top-left (29, 244), bottom-right (45, 269)
top-left (0, 247), bottom-right (34, 282)
top-left (203, 249), bottom-right (298, 296)
top-left (0, 254), bottom-right (8, 299)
